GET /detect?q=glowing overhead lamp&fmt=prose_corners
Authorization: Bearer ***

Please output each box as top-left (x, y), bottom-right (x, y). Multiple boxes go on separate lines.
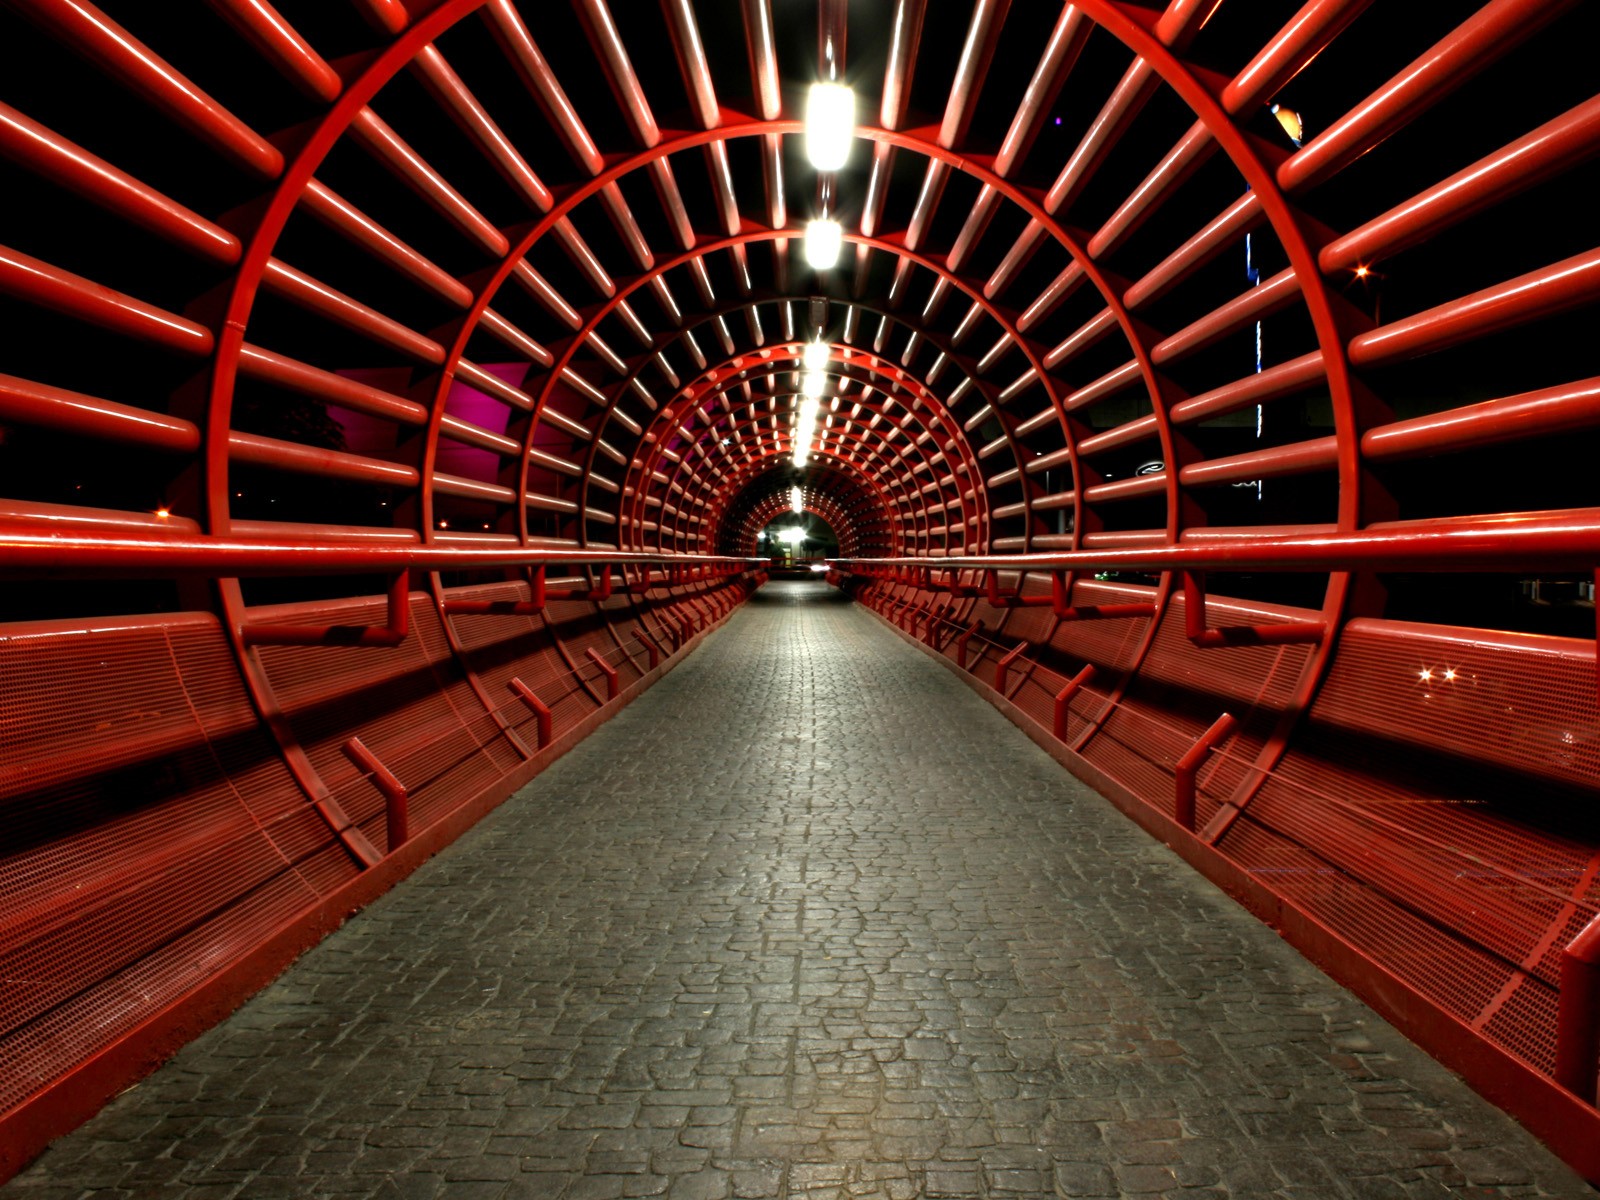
top-left (790, 485), bottom-right (803, 513)
top-left (805, 83), bottom-right (855, 170)
top-left (779, 526), bottom-right (809, 547)
top-left (802, 340), bottom-right (830, 372)
top-left (801, 370), bottom-right (826, 399)
top-left (804, 218), bottom-right (843, 270)
top-left (793, 395), bottom-right (821, 468)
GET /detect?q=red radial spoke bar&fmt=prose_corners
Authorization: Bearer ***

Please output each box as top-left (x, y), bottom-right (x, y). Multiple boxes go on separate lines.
top-left (19, 0), bottom-right (283, 178)
top-left (0, 244), bottom-right (214, 356)
top-left (349, 107), bottom-right (509, 256)
top-left (300, 180), bottom-right (473, 307)
top-left (206, 0), bottom-right (342, 103)
top-left (0, 102), bottom-right (240, 265)
top-left (0, 372), bottom-right (200, 454)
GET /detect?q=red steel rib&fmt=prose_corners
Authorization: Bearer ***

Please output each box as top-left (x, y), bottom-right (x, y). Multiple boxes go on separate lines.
top-left (18, 0), bottom-right (283, 178)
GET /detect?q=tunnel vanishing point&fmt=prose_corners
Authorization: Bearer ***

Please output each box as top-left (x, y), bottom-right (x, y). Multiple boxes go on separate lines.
top-left (2, 0), bottom-right (1600, 1192)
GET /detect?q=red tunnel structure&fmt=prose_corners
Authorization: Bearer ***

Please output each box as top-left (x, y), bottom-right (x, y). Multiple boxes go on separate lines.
top-left (2, 0), bottom-right (1599, 1181)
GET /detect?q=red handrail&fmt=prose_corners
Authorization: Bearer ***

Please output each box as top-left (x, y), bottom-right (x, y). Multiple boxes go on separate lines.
top-left (829, 512), bottom-right (1600, 575)
top-left (0, 529), bottom-right (765, 580)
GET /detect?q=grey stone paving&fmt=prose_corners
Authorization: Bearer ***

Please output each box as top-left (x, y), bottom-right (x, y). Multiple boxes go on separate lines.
top-left (5, 581), bottom-right (1590, 1199)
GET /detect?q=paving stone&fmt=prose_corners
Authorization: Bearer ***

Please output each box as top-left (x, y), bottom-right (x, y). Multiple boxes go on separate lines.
top-left (3, 583), bottom-right (1590, 1199)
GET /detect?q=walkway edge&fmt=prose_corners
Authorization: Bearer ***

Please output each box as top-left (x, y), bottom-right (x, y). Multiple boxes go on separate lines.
top-left (860, 600), bottom-right (1600, 1185)
top-left (0, 608), bottom-right (741, 1185)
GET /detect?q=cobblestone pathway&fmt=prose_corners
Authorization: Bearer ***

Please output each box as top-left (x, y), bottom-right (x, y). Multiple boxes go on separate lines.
top-left (6, 582), bottom-right (1588, 1199)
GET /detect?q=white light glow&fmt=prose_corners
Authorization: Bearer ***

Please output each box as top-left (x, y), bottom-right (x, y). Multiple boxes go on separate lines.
top-left (1270, 103), bottom-right (1305, 147)
top-left (803, 341), bottom-right (830, 372)
top-left (790, 485), bottom-right (803, 513)
top-left (804, 219), bottom-right (843, 270)
top-left (805, 83), bottom-right (855, 170)
top-left (793, 390), bottom-right (822, 468)
top-left (779, 526), bottom-right (809, 547)
top-left (801, 371), bottom-right (826, 399)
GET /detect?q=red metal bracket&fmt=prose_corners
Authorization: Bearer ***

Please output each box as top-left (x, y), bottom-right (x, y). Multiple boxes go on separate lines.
top-left (995, 641), bottom-right (1029, 694)
top-left (1182, 571), bottom-right (1325, 647)
top-left (547, 564), bottom-right (613, 603)
top-left (244, 569), bottom-right (410, 646)
top-left (984, 569), bottom-right (1053, 609)
top-left (982, 570), bottom-right (1157, 619)
top-left (585, 647), bottom-right (619, 700)
top-left (633, 628), bottom-right (660, 670)
top-left (1051, 574), bottom-right (1157, 621)
top-left (1557, 912), bottom-right (1600, 1103)
top-left (443, 564), bottom-right (616, 616)
top-left (343, 736), bottom-right (410, 852)
top-left (1174, 712), bottom-right (1240, 831)
top-left (1053, 664), bottom-right (1097, 742)
top-left (956, 619), bottom-right (984, 669)
top-left (953, 620), bottom-right (979, 668)
top-left (509, 676), bottom-right (553, 749)
top-left (940, 568), bottom-right (980, 598)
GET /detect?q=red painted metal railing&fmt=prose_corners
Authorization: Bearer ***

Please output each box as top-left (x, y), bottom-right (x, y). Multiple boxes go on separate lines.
top-left (837, 541), bottom-right (1600, 1177)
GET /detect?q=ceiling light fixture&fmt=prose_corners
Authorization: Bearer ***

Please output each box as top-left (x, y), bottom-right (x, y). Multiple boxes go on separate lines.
top-left (802, 341), bottom-right (830, 372)
top-left (805, 83), bottom-right (855, 171)
top-left (804, 219), bottom-right (843, 270)
top-left (790, 485), bottom-right (804, 513)
top-left (793, 396), bottom-right (822, 468)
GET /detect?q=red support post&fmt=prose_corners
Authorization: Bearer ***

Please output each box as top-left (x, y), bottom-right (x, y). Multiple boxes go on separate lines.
top-left (244, 569), bottom-right (410, 646)
top-left (1556, 912), bottom-right (1600, 1103)
top-left (586, 647), bottom-right (620, 700)
top-left (1051, 573), bottom-right (1158, 621)
top-left (1053, 664), bottom-right (1096, 741)
top-left (956, 620), bottom-right (983, 669)
top-left (444, 564), bottom-right (625, 615)
top-left (984, 569), bottom-right (1013, 607)
top-left (510, 676), bottom-right (553, 749)
top-left (994, 641), bottom-right (1029, 694)
top-left (547, 564), bottom-right (613, 602)
top-left (986, 569), bottom-right (1052, 609)
top-left (1181, 571), bottom-right (1325, 647)
top-left (633, 628), bottom-right (660, 670)
top-left (1174, 712), bottom-right (1240, 831)
top-left (681, 615), bottom-right (696, 645)
top-left (343, 736), bottom-right (410, 852)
